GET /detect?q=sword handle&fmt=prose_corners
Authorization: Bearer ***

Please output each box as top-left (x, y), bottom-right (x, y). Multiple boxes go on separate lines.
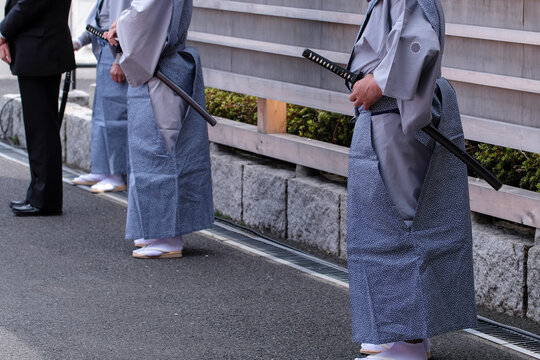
top-left (302, 49), bottom-right (362, 84)
top-left (86, 24), bottom-right (122, 53)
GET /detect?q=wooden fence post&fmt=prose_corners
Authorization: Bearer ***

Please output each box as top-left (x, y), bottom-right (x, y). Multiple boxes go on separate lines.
top-left (257, 98), bottom-right (287, 134)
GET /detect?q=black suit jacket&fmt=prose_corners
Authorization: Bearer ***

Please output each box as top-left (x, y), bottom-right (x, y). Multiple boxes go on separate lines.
top-left (1, 0), bottom-right (75, 76)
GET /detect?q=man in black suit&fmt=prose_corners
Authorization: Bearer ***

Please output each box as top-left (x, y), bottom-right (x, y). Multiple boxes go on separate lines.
top-left (0, 0), bottom-right (75, 216)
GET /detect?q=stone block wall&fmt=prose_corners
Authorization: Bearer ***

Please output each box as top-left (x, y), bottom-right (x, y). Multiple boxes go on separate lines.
top-left (65, 104), bottom-right (93, 171)
top-left (287, 177), bottom-right (345, 255)
top-left (68, 90), bottom-right (90, 107)
top-left (0, 94), bottom-right (25, 148)
top-left (0, 93), bottom-right (91, 169)
top-left (472, 223), bottom-right (532, 316)
top-left (210, 149), bottom-right (255, 223)
top-left (339, 194), bottom-right (348, 260)
top-left (527, 246), bottom-right (540, 323)
top-left (243, 164), bottom-right (295, 239)
top-left (211, 147), bottom-right (349, 256)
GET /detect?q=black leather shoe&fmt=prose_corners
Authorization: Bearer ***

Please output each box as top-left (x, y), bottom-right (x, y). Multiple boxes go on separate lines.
top-left (9, 200), bottom-right (28, 208)
top-left (11, 204), bottom-right (62, 216)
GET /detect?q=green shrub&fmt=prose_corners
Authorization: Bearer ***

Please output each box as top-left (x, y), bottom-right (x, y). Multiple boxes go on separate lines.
top-left (287, 104), bottom-right (354, 147)
top-left (205, 88), bottom-right (258, 125)
top-left (467, 142), bottom-right (540, 193)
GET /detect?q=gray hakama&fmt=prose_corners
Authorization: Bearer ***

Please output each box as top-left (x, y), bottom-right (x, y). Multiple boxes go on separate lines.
top-left (90, 48), bottom-right (128, 174)
top-left (116, 0), bottom-right (214, 239)
top-left (76, 0), bottom-right (131, 175)
top-left (346, 0), bottom-right (477, 343)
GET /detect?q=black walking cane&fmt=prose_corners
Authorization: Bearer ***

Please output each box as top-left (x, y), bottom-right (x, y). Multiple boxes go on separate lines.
top-left (302, 49), bottom-right (503, 191)
top-left (58, 71), bottom-right (71, 127)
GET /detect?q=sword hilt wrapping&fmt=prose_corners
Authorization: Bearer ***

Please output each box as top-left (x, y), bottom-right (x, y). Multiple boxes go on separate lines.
top-left (302, 49), bottom-right (361, 84)
top-left (86, 24), bottom-right (122, 53)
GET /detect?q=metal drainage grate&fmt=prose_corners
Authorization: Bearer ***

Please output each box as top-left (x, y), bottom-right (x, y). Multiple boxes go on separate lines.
top-left (207, 220), bottom-right (349, 286)
top-left (477, 317), bottom-right (540, 351)
top-left (465, 316), bottom-right (540, 359)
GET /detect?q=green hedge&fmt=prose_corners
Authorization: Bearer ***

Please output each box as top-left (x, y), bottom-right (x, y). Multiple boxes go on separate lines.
top-left (286, 105), bottom-right (354, 147)
top-left (205, 88), bottom-right (540, 193)
top-left (205, 88), bottom-right (258, 125)
top-left (467, 142), bottom-right (540, 192)
top-left (205, 88), bottom-right (354, 147)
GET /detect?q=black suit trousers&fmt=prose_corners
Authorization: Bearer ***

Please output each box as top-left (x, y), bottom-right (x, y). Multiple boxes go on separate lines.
top-left (18, 75), bottom-right (62, 210)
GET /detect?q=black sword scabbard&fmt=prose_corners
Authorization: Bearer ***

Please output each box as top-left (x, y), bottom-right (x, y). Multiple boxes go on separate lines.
top-left (85, 24), bottom-right (217, 127)
top-left (422, 125), bottom-right (502, 190)
top-left (302, 48), bottom-right (503, 191)
top-left (155, 70), bottom-right (217, 127)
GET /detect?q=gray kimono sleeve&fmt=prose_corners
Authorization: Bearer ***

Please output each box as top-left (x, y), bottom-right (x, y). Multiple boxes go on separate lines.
top-left (116, 0), bottom-right (174, 87)
top-left (75, 31), bottom-right (92, 48)
top-left (373, 0), bottom-right (441, 134)
top-left (74, 3), bottom-right (98, 48)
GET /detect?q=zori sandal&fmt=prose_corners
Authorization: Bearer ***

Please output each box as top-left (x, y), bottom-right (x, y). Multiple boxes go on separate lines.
top-left (132, 246), bottom-right (183, 259)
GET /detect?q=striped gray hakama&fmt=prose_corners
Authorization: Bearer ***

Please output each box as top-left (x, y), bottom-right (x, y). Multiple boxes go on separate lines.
top-left (90, 46), bottom-right (128, 175)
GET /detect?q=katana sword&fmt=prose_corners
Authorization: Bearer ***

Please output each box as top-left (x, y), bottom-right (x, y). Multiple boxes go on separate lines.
top-left (302, 48), bottom-right (502, 191)
top-left (86, 24), bottom-right (217, 127)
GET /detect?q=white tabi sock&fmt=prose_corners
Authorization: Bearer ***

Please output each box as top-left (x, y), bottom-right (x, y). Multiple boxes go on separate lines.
top-left (359, 339), bottom-right (431, 359)
top-left (90, 175), bottom-right (126, 192)
top-left (133, 238), bottom-right (157, 247)
top-left (360, 341), bottom-right (427, 360)
top-left (72, 173), bottom-right (107, 184)
top-left (133, 235), bottom-right (183, 257)
top-left (85, 173), bottom-right (108, 181)
top-left (96, 174), bottom-right (125, 186)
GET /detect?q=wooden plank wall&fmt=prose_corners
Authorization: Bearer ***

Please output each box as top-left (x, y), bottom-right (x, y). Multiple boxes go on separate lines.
top-left (188, 0), bottom-right (540, 229)
top-left (189, 0), bottom-right (540, 150)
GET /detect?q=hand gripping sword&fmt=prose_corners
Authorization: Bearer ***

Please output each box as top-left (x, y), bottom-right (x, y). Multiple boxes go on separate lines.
top-left (86, 25), bottom-right (217, 127)
top-left (302, 48), bottom-right (502, 191)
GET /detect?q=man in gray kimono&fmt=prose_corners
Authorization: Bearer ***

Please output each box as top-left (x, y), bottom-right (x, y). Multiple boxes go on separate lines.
top-left (72, 0), bottom-right (131, 193)
top-left (346, 0), bottom-right (477, 359)
top-left (105, 0), bottom-right (214, 258)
